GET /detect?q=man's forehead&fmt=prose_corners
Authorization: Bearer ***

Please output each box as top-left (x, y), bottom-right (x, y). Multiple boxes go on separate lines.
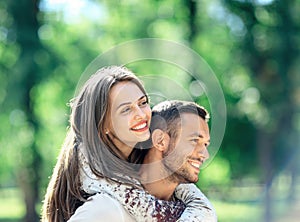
top-left (181, 112), bottom-right (202, 124)
top-left (179, 112), bottom-right (209, 133)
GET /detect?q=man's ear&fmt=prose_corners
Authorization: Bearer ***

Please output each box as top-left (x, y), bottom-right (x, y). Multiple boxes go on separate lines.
top-left (151, 129), bottom-right (170, 152)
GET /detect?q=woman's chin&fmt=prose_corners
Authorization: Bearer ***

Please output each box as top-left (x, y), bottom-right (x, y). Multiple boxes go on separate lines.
top-left (137, 131), bottom-right (150, 142)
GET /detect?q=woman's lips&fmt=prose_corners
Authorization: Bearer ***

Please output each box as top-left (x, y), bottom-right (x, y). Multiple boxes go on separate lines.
top-left (130, 120), bottom-right (148, 132)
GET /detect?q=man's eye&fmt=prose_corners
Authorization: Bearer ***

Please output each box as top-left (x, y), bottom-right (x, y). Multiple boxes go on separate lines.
top-left (190, 139), bottom-right (198, 143)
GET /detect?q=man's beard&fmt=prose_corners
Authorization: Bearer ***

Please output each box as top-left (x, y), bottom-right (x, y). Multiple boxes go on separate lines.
top-left (173, 164), bottom-right (199, 183)
top-left (162, 142), bottom-right (197, 184)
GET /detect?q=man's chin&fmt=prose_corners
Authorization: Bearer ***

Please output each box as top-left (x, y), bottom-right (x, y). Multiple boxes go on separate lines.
top-left (187, 176), bottom-right (199, 184)
top-left (181, 177), bottom-right (199, 184)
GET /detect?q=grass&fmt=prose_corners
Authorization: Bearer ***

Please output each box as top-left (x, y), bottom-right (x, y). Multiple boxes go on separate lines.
top-left (212, 200), bottom-right (263, 222)
top-left (0, 186), bottom-right (298, 222)
top-left (0, 187), bottom-right (263, 222)
top-left (0, 188), bottom-right (24, 222)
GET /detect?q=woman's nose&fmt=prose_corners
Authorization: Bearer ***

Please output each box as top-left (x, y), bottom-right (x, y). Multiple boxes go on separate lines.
top-left (134, 105), bottom-right (146, 119)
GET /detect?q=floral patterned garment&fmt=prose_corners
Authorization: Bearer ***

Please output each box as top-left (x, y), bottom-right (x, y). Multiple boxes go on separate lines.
top-left (79, 149), bottom-right (217, 222)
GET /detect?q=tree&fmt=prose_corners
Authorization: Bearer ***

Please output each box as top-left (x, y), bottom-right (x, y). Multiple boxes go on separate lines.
top-left (223, 0), bottom-right (300, 221)
top-left (6, 0), bottom-right (44, 221)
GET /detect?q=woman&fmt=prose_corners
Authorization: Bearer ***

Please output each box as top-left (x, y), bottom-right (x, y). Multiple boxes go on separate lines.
top-left (41, 66), bottom-right (214, 222)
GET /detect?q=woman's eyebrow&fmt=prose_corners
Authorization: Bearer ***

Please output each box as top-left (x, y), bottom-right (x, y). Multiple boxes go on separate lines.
top-left (137, 95), bottom-right (147, 101)
top-left (116, 95), bottom-right (146, 110)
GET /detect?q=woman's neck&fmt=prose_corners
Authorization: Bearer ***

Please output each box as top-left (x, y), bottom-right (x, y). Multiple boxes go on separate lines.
top-left (108, 133), bottom-right (135, 159)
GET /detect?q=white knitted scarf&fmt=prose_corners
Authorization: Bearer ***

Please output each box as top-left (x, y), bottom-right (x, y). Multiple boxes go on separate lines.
top-left (78, 148), bottom-right (217, 222)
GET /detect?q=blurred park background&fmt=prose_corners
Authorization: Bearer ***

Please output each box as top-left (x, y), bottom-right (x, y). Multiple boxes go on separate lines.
top-left (0, 0), bottom-right (300, 221)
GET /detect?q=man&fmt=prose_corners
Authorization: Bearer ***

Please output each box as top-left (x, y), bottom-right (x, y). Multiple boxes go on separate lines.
top-left (139, 100), bottom-right (216, 222)
top-left (69, 100), bottom-right (216, 222)
top-left (140, 100), bottom-right (211, 200)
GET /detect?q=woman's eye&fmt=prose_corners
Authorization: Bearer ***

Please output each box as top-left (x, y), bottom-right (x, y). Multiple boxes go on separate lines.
top-left (139, 100), bottom-right (148, 107)
top-left (121, 107), bottom-right (131, 114)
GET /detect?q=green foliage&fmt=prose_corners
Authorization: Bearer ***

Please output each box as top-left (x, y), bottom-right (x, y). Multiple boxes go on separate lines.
top-left (198, 155), bottom-right (231, 186)
top-left (0, 188), bottom-right (24, 220)
top-left (213, 200), bottom-right (263, 222)
top-left (0, 0), bottom-right (300, 221)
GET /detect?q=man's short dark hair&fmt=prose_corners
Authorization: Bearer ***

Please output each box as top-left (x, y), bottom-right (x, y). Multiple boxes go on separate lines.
top-left (129, 100), bottom-right (210, 164)
top-left (150, 100), bottom-right (210, 142)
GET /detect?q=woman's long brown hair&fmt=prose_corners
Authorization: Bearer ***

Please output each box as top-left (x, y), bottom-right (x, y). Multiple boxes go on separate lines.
top-left (41, 66), bottom-right (148, 221)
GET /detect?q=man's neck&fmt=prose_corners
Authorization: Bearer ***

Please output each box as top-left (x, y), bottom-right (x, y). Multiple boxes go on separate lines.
top-left (142, 178), bottom-right (178, 201)
top-left (140, 149), bottom-right (178, 201)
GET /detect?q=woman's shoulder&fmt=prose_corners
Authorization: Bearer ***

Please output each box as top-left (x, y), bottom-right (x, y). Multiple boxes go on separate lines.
top-left (68, 193), bottom-right (135, 222)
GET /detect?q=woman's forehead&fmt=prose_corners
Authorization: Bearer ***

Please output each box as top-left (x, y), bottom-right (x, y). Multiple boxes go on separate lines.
top-left (110, 81), bottom-right (145, 106)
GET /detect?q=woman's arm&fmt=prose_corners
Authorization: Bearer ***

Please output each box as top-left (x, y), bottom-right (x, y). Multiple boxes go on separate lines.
top-left (81, 163), bottom-right (215, 221)
top-left (68, 193), bottom-right (132, 222)
top-left (120, 185), bottom-right (185, 222)
top-left (97, 180), bottom-right (185, 222)
top-left (80, 149), bottom-right (185, 221)
top-left (80, 149), bottom-right (216, 221)
top-left (174, 183), bottom-right (217, 222)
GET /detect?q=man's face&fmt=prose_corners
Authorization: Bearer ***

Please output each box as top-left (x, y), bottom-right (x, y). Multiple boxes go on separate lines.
top-left (164, 112), bottom-right (210, 183)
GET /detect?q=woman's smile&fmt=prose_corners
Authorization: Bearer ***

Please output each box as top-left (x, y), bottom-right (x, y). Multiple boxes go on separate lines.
top-left (130, 120), bottom-right (149, 132)
top-left (108, 81), bottom-right (151, 154)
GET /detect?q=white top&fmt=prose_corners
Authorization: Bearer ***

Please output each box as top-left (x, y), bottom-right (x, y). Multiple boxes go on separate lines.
top-left (68, 193), bottom-right (135, 222)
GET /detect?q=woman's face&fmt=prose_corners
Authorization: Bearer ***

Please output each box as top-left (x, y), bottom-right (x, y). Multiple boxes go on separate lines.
top-left (107, 81), bottom-right (151, 157)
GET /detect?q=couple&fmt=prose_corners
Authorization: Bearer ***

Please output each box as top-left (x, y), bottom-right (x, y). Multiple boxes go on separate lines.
top-left (41, 66), bottom-right (217, 222)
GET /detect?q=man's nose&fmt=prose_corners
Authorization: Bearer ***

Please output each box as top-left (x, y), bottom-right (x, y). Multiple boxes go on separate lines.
top-left (203, 147), bottom-right (210, 161)
top-left (196, 144), bottom-right (210, 161)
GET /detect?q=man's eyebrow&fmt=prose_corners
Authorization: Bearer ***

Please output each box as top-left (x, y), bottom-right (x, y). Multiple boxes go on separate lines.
top-left (190, 133), bottom-right (203, 138)
top-left (190, 133), bottom-right (210, 142)
top-left (116, 95), bottom-right (146, 110)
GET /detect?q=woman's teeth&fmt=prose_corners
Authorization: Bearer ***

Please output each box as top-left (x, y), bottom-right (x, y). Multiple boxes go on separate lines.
top-left (132, 122), bottom-right (147, 130)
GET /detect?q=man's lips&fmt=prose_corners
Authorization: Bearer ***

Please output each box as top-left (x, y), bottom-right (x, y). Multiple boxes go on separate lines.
top-left (130, 120), bottom-right (148, 132)
top-left (188, 159), bottom-right (203, 170)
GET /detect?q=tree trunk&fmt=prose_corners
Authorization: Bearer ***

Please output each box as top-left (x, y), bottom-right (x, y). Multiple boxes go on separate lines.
top-left (186, 0), bottom-right (197, 43)
top-left (8, 0), bottom-right (42, 221)
top-left (257, 130), bottom-right (274, 222)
